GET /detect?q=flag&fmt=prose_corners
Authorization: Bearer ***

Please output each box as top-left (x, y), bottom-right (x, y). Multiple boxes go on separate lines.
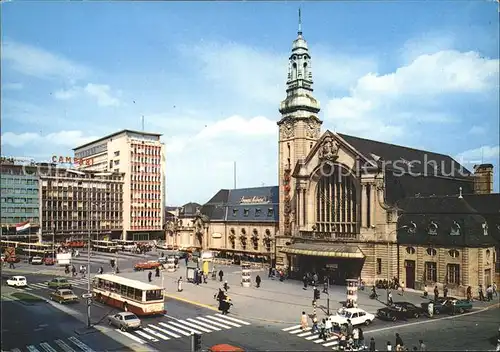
top-left (16, 221), bottom-right (31, 232)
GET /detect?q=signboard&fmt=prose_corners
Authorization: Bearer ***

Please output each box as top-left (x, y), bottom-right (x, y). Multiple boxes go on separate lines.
top-left (82, 293), bottom-right (93, 299)
top-left (52, 156), bottom-right (93, 166)
top-left (240, 196), bottom-right (270, 204)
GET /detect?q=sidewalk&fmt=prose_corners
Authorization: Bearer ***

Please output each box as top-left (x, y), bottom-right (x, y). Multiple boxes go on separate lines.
top-left (119, 263), bottom-right (458, 324)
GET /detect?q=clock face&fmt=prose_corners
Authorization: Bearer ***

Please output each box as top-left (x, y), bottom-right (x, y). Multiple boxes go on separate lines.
top-left (282, 121), bottom-right (294, 139)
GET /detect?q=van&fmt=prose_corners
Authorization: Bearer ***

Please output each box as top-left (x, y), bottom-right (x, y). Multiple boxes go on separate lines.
top-left (7, 276), bottom-right (27, 287)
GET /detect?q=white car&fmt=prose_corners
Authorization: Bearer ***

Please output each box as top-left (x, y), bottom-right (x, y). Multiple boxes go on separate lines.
top-left (7, 276), bottom-right (27, 287)
top-left (329, 307), bottom-right (375, 326)
top-left (31, 256), bottom-right (44, 265)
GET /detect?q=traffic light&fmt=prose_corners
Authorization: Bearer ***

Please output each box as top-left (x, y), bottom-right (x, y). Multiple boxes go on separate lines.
top-left (314, 288), bottom-right (320, 300)
top-left (192, 333), bottom-right (202, 351)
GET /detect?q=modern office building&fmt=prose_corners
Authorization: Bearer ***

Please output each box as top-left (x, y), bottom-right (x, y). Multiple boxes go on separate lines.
top-left (0, 160), bottom-right (41, 237)
top-left (73, 129), bottom-right (166, 241)
top-left (39, 168), bottom-right (125, 241)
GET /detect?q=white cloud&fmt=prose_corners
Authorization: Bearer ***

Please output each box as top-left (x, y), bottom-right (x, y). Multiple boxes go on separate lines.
top-left (1, 130), bottom-right (98, 149)
top-left (455, 145), bottom-right (500, 165)
top-left (325, 49), bottom-right (499, 140)
top-left (53, 83), bottom-right (121, 107)
top-left (2, 41), bottom-right (90, 81)
top-left (469, 125), bottom-right (487, 135)
top-left (2, 82), bottom-right (23, 90)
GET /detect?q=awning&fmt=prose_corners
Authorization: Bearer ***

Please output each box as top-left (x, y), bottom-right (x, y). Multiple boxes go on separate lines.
top-left (280, 243), bottom-right (365, 259)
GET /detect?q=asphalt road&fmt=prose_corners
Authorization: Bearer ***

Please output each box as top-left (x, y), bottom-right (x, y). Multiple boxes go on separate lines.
top-left (364, 306), bottom-right (500, 351)
top-left (3, 273), bottom-right (334, 351)
top-left (0, 293), bottom-right (130, 352)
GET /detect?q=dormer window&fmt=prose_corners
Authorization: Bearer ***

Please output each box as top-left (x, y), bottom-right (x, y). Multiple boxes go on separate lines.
top-left (267, 208), bottom-right (274, 217)
top-left (449, 249), bottom-right (460, 258)
top-left (232, 209), bottom-right (238, 217)
top-left (408, 222), bottom-right (417, 234)
top-left (450, 221), bottom-right (461, 236)
top-left (482, 223), bottom-right (488, 236)
top-left (426, 248), bottom-right (437, 256)
top-left (255, 208), bottom-right (262, 217)
top-left (243, 209), bottom-right (249, 217)
top-left (428, 221), bottom-right (438, 236)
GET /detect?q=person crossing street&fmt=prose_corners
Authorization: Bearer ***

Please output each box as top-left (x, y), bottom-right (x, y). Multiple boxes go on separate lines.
top-left (148, 271), bottom-right (152, 282)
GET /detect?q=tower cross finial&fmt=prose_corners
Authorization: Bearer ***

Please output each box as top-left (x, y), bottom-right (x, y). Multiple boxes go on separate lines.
top-left (298, 8), bottom-right (302, 35)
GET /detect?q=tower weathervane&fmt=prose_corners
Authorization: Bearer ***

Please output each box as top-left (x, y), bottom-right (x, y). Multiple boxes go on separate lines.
top-left (298, 8), bottom-right (302, 35)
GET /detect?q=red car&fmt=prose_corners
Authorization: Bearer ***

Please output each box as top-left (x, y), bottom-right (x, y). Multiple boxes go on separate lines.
top-left (134, 261), bottom-right (161, 271)
top-left (44, 257), bottom-right (55, 265)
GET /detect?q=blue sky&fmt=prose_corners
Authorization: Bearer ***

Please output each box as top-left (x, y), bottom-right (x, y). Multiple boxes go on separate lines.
top-left (1, 1), bottom-right (499, 205)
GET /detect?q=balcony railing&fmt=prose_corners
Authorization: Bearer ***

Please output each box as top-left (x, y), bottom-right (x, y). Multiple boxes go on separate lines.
top-left (294, 230), bottom-right (358, 241)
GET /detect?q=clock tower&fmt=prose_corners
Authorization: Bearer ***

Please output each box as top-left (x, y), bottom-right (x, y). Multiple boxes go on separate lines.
top-left (277, 9), bottom-right (322, 241)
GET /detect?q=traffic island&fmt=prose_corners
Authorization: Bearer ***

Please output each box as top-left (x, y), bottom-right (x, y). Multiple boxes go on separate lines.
top-left (74, 326), bottom-right (100, 336)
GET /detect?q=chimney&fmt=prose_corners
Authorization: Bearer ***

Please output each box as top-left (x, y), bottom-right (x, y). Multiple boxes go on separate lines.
top-left (473, 164), bottom-right (494, 194)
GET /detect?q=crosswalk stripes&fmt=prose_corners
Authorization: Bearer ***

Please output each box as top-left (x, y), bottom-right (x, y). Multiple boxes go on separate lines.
top-left (281, 325), bottom-right (339, 349)
top-left (25, 278), bottom-right (89, 291)
top-left (6, 336), bottom-right (95, 352)
top-left (114, 314), bottom-right (252, 345)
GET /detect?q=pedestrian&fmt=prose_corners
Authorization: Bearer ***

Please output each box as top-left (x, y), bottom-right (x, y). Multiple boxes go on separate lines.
top-left (221, 296), bottom-right (232, 315)
top-left (419, 339), bottom-right (427, 351)
top-left (369, 337), bottom-right (376, 352)
top-left (185, 256), bottom-right (188, 266)
top-left (347, 319), bottom-right (353, 336)
top-left (400, 281), bottom-right (405, 296)
top-left (467, 286), bottom-right (473, 301)
top-left (148, 271), bottom-right (152, 282)
top-left (268, 267), bottom-right (273, 278)
top-left (323, 277), bottom-right (329, 294)
top-left (387, 341), bottom-right (392, 351)
top-left (155, 267), bottom-right (160, 277)
top-left (325, 316), bottom-right (332, 335)
top-left (443, 285), bottom-right (448, 298)
top-left (218, 270), bottom-right (224, 282)
top-left (318, 319), bottom-right (327, 340)
top-left (395, 333), bottom-right (404, 348)
top-left (177, 277), bottom-right (183, 292)
top-left (434, 286), bottom-right (439, 301)
top-left (311, 315), bottom-right (319, 333)
top-left (388, 290), bottom-right (393, 305)
top-left (493, 282), bottom-right (497, 297)
top-left (203, 272), bottom-right (208, 284)
top-left (487, 285), bottom-right (494, 301)
top-left (358, 327), bottom-right (365, 349)
top-left (255, 275), bottom-right (261, 288)
top-left (300, 311), bottom-right (308, 331)
top-left (353, 327), bottom-right (359, 348)
top-left (223, 280), bottom-right (229, 292)
top-left (427, 301), bottom-right (434, 318)
top-left (9, 261), bottom-right (15, 269)
top-left (302, 275), bottom-right (308, 290)
top-left (479, 285), bottom-right (485, 301)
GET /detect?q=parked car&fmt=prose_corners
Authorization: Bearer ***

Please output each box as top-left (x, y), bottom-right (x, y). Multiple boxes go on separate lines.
top-left (48, 277), bottom-right (72, 290)
top-left (442, 299), bottom-right (473, 314)
top-left (6, 276), bottom-right (27, 287)
top-left (49, 289), bottom-right (79, 304)
top-left (377, 302), bottom-right (426, 321)
top-left (329, 307), bottom-right (375, 326)
top-left (134, 260), bottom-right (161, 271)
top-left (31, 256), bottom-right (44, 265)
top-left (209, 344), bottom-right (245, 352)
top-left (108, 312), bottom-right (142, 331)
top-left (44, 257), bottom-right (55, 266)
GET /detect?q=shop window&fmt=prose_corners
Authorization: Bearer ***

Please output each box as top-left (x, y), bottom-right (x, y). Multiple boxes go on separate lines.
top-left (426, 248), bottom-right (437, 256)
top-left (425, 262), bottom-right (437, 282)
top-left (447, 264), bottom-right (460, 285)
top-left (376, 258), bottom-right (382, 275)
top-left (406, 247), bottom-right (416, 255)
top-left (449, 249), bottom-right (459, 258)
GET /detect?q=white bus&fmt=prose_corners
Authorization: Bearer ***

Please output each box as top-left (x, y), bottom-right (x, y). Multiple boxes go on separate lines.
top-left (91, 240), bottom-right (118, 253)
top-left (112, 240), bottom-right (136, 252)
top-left (92, 274), bottom-right (165, 316)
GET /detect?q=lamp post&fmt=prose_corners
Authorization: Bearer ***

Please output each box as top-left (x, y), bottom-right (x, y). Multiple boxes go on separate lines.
top-left (386, 225), bottom-right (408, 292)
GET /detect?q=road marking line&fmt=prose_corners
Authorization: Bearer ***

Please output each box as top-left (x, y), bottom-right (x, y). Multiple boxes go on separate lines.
top-left (282, 324), bottom-right (301, 331)
top-left (195, 316), bottom-right (232, 329)
top-left (148, 324), bottom-right (181, 338)
top-left (39, 342), bottom-right (58, 352)
top-left (204, 315), bottom-right (241, 327)
top-left (167, 321), bottom-right (202, 335)
top-left (365, 305), bottom-right (498, 335)
top-left (68, 337), bottom-right (95, 352)
top-left (54, 339), bottom-right (77, 352)
top-left (297, 331), bottom-right (313, 337)
top-left (187, 318), bottom-right (221, 331)
top-left (163, 293), bottom-right (218, 311)
top-left (314, 335), bottom-right (338, 344)
top-left (143, 327), bottom-right (170, 340)
top-left (305, 333), bottom-right (320, 340)
top-left (115, 329), bottom-right (147, 344)
top-left (215, 314), bottom-right (250, 325)
top-left (177, 319), bottom-right (213, 333)
top-left (323, 340), bottom-right (339, 347)
top-left (132, 330), bottom-right (159, 342)
top-left (289, 327), bottom-right (310, 334)
top-left (27, 345), bottom-right (41, 352)
top-left (158, 322), bottom-right (192, 336)
top-left (11, 348), bottom-right (22, 352)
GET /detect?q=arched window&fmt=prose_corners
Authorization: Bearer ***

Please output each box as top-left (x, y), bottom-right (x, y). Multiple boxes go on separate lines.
top-left (315, 163), bottom-right (358, 237)
top-left (426, 248), bottom-right (437, 256)
top-left (449, 249), bottom-right (459, 258)
top-left (406, 247), bottom-right (416, 255)
top-left (486, 249), bottom-right (491, 259)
